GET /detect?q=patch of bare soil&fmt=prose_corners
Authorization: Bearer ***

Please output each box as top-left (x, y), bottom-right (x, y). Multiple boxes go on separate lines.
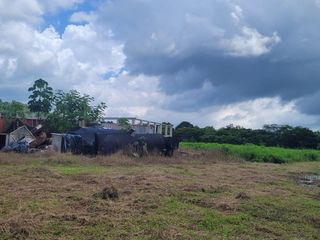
top-left (22, 167), bottom-right (62, 179)
top-left (235, 192), bottom-right (251, 200)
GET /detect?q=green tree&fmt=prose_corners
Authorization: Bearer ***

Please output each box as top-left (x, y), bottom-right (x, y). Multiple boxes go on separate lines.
top-left (117, 118), bottom-right (131, 130)
top-left (47, 90), bottom-right (107, 132)
top-left (28, 79), bottom-right (53, 118)
top-left (175, 121), bottom-right (194, 129)
top-left (174, 126), bottom-right (204, 142)
top-left (0, 99), bottom-right (29, 120)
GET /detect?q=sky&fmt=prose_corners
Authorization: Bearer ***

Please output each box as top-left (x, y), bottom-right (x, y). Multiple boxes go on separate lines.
top-left (1, 0), bottom-right (320, 129)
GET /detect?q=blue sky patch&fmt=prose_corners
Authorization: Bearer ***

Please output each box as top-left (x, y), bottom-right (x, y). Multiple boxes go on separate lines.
top-left (42, 0), bottom-right (101, 34)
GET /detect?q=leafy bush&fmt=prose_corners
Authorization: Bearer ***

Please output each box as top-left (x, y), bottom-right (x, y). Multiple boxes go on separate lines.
top-left (262, 155), bottom-right (286, 164)
top-left (242, 152), bottom-right (258, 162)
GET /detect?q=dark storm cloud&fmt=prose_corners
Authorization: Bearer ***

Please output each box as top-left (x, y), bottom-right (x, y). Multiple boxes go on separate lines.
top-left (296, 92), bottom-right (320, 115)
top-left (96, 0), bottom-right (320, 112)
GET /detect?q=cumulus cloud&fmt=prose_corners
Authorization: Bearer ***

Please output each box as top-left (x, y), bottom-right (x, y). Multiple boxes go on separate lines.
top-left (0, 57), bottom-right (17, 79)
top-left (1, 0), bottom-right (320, 128)
top-left (0, 0), bottom-right (83, 24)
top-left (76, 72), bottom-right (164, 118)
top-left (224, 27), bottom-right (281, 57)
top-left (75, 72), bottom-right (320, 129)
top-left (230, 5), bottom-right (243, 24)
top-left (96, 0), bottom-right (320, 114)
top-left (0, 3), bottom-right (125, 100)
top-left (0, 0), bottom-right (42, 24)
top-left (70, 11), bottom-right (96, 23)
top-left (208, 98), bottom-right (318, 129)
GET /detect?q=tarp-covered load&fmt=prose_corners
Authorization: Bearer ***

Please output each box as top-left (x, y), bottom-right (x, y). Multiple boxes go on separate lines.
top-left (60, 127), bottom-right (175, 157)
top-left (64, 128), bottom-right (130, 155)
top-left (2, 140), bottom-right (29, 153)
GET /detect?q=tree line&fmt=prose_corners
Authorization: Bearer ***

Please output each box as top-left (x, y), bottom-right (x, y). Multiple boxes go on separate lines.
top-left (0, 79), bottom-right (106, 133)
top-left (174, 121), bottom-right (320, 149)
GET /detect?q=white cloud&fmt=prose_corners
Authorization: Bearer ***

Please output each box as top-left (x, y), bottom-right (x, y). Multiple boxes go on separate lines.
top-left (184, 8), bottom-right (281, 57)
top-left (0, 7), bottom-right (125, 97)
top-left (151, 97), bottom-right (318, 129)
top-left (0, 0), bottom-right (42, 24)
top-left (0, 57), bottom-right (17, 79)
top-left (64, 24), bottom-right (97, 41)
top-left (62, 24), bottom-right (125, 74)
top-left (208, 98), bottom-right (311, 128)
top-left (225, 27), bottom-right (281, 57)
top-left (230, 5), bottom-right (244, 24)
top-left (70, 11), bottom-right (96, 23)
top-left (0, 0), bottom-right (83, 24)
top-left (75, 72), bottom-right (164, 118)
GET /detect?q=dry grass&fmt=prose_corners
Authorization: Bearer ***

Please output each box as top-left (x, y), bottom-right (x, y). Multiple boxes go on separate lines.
top-left (0, 150), bottom-right (319, 239)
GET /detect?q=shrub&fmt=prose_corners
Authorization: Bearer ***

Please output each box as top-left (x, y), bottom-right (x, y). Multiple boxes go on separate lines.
top-left (242, 152), bottom-right (257, 162)
top-left (262, 155), bottom-right (286, 164)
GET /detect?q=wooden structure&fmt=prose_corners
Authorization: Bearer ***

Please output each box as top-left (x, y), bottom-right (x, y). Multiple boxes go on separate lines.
top-left (0, 114), bottom-right (6, 133)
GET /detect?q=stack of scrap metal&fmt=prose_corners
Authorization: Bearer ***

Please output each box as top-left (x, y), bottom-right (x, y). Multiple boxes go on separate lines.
top-left (1, 124), bottom-right (48, 153)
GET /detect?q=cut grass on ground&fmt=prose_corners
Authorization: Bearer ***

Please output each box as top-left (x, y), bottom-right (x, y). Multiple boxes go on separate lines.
top-left (181, 142), bottom-right (320, 163)
top-left (0, 151), bottom-right (319, 239)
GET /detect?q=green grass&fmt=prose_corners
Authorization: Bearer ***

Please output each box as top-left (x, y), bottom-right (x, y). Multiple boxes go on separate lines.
top-left (52, 165), bottom-right (111, 175)
top-left (138, 197), bottom-right (251, 239)
top-left (240, 195), bottom-right (320, 239)
top-left (181, 142), bottom-right (320, 163)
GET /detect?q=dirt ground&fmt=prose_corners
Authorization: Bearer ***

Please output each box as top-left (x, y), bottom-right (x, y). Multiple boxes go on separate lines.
top-left (0, 150), bottom-right (319, 239)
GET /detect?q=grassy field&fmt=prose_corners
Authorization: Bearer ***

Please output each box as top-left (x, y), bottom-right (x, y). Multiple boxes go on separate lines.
top-left (0, 150), bottom-right (320, 239)
top-left (181, 142), bottom-right (320, 163)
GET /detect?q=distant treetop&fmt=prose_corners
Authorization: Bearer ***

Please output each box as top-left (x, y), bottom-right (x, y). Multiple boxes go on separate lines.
top-left (176, 121), bottom-right (194, 129)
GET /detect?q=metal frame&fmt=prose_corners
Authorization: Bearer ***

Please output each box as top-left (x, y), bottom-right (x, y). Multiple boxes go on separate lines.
top-left (102, 117), bottom-right (173, 137)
